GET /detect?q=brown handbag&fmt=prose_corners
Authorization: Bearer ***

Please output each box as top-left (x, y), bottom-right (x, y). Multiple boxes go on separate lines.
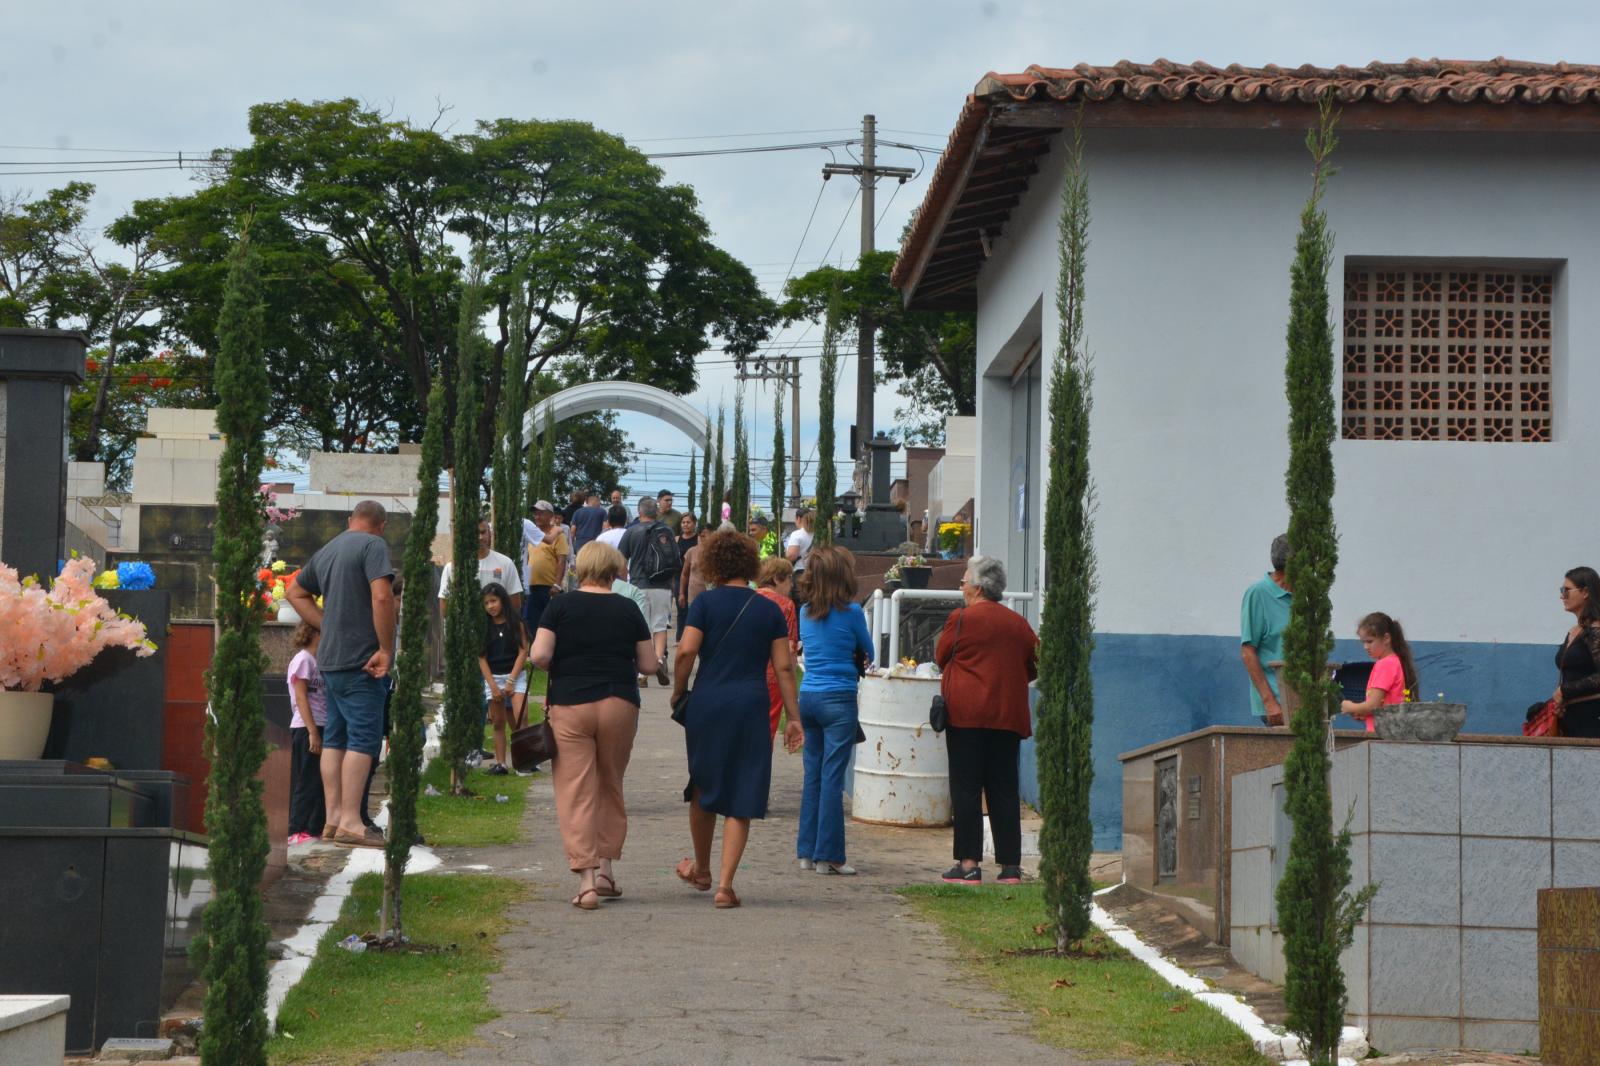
top-left (511, 709), bottom-right (556, 771)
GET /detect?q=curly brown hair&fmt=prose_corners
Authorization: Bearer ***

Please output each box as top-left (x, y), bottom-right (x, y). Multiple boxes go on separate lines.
top-left (698, 529), bottom-right (760, 587)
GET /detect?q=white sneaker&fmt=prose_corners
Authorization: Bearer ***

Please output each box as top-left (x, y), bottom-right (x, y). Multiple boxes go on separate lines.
top-left (815, 862), bottom-right (857, 876)
top-left (798, 858), bottom-right (814, 871)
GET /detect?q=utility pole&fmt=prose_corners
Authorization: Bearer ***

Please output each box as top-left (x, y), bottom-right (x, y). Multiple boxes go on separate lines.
top-left (735, 355), bottom-right (803, 510)
top-left (823, 115), bottom-right (913, 487)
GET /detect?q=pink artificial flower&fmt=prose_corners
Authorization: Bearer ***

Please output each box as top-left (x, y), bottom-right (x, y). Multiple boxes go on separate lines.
top-left (0, 557), bottom-right (156, 692)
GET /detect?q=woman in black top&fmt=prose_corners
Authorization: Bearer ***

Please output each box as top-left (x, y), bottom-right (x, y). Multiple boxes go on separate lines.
top-left (477, 583), bottom-right (528, 776)
top-left (531, 541), bottom-right (657, 910)
top-left (1555, 566), bottom-right (1600, 738)
top-left (675, 513), bottom-right (701, 640)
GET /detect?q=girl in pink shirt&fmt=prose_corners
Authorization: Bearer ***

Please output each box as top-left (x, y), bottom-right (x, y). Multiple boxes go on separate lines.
top-left (287, 622), bottom-right (328, 843)
top-left (1341, 612), bottom-right (1419, 731)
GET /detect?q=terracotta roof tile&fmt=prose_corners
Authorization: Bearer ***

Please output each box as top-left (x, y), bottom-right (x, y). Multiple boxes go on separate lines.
top-left (893, 58), bottom-right (1600, 299)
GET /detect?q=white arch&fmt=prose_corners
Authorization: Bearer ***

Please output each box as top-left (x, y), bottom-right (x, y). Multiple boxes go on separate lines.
top-left (522, 380), bottom-right (708, 451)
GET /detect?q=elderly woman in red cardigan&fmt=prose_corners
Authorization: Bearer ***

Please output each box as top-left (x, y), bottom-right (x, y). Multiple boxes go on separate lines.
top-left (933, 555), bottom-right (1040, 885)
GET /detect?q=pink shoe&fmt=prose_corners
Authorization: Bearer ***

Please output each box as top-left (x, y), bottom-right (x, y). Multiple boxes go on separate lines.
top-left (287, 832), bottom-right (314, 845)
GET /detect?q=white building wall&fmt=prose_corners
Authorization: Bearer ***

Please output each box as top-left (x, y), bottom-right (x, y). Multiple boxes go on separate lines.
top-left (974, 125), bottom-right (1600, 647)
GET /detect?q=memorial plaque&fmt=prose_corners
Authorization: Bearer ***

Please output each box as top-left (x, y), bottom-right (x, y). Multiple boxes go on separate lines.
top-left (1156, 757), bottom-right (1178, 879)
top-left (1187, 773), bottom-right (1202, 820)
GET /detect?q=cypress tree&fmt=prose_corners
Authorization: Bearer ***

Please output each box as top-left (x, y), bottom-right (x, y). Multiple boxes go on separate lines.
top-left (700, 415), bottom-right (713, 520)
top-left (1274, 100), bottom-right (1373, 1066)
top-left (730, 385), bottom-right (750, 527)
top-left (382, 376), bottom-right (446, 937)
top-left (200, 229), bottom-right (271, 1064)
top-left (1036, 122), bottom-right (1098, 949)
top-left (442, 261), bottom-right (490, 793)
top-left (492, 283), bottom-right (528, 561)
top-left (710, 404), bottom-right (727, 527)
top-left (686, 446), bottom-right (698, 521)
top-left (538, 403), bottom-right (557, 500)
top-left (524, 393), bottom-right (544, 512)
top-left (813, 285), bottom-right (844, 546)
top-left (771, 384), bottom-right (786, 518)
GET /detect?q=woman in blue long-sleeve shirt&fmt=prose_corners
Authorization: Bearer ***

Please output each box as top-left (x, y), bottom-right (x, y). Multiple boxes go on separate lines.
top-left (796, 545), bottom-right (874, 875)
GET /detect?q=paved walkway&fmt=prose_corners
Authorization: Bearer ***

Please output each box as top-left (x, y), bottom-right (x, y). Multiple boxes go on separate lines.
top-left (382, 684), bottom-right (1078, 1066)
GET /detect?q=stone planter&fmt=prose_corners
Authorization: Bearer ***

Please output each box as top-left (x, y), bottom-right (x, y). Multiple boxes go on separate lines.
top-left (1371, 701), bottom-right (1467, 742)
top-left (899, 565), bottom-right (932, 590)
top-left (0, 995), bottom-right (69, 1065)
top-left (0, 691), bottom-right (54, 760)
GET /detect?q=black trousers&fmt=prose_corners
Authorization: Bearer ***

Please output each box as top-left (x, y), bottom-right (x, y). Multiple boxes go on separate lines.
top-left (288, 727), bottom-right (327, 837)
top-left (946, 726), bottom-right (1022, 866)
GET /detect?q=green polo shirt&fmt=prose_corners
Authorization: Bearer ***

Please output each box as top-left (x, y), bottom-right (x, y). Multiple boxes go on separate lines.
top-left (1241, 572), bottom-right (1292, 718)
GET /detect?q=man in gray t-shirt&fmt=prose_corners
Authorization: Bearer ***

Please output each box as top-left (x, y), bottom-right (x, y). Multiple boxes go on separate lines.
top-left (287, 500), bottom-right (396, 848)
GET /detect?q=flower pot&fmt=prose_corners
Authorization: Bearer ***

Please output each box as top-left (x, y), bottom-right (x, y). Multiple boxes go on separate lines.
top-left (1372, 701), bottom-right (1468, 742)
top-left (900, 566), bottom-right (932, 590)
top-left (882, 579), bottom-right (903, 593)
top-left (276, 602), bottom-right (301, 624)
top-left (0, 690), bottom-right (56, 760)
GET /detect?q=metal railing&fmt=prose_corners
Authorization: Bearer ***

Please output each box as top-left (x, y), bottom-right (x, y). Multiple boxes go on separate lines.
top-left (867, 587), bottom-right (1036, 668)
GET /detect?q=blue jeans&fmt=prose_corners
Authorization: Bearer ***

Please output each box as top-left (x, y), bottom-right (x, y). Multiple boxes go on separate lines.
top-left (796, 690), bottom-right (858, 864)
top-left (321, 669), bottom-right (388, 757)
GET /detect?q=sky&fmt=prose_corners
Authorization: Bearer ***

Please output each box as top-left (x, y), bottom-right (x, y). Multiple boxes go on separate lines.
top-left (6, 1), bottom-right (1593, 503)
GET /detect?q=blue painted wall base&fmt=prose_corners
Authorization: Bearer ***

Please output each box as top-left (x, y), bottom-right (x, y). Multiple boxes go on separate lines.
top-left (1019, 632), bottom-right (1553, 850)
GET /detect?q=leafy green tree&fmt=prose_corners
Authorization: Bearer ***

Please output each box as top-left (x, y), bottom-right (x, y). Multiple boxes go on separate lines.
top-left (534, 403), bottom-right (557, 505)
top-left (442, 262), bottom-right (490, 793)
top-left (199, 229), bottom-right (271, 1064)
top-left (1036, 125), bottom-right (1098, 950)
top-left (0, 182), bottom-right (92, 326)
top-left (771, 384), bottom-right (786, 518)
top-left (781, 249), bottom-right (976, 444)
top-left (1275, 102), bottom-right (1372, 1066)
top-left (710, 405), bottom-right (727, 527)
top-left (686, 446), bottom-right (698, 522)
top-left (383, 377), bottom-right (446, 937)
top-left (729, 386), bottom-right (750, 526)
top-left (813, 286), bottom-right (844, 546)
top-left (492, 282), bottom-right (529, 561)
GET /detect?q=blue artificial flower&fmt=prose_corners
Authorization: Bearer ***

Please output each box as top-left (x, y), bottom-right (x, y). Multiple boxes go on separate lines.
top-left (116, 561), bottom-right (157, 590)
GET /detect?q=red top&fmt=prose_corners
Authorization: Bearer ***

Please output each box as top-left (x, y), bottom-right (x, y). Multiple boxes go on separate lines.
top-left (934, 598), bottom-right (1039, 737)
top-left (757, 587), bottom-right (799, 690)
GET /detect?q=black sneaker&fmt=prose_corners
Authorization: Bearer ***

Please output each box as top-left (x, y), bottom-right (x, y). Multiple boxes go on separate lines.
top-left (941, 864), bottom-right (981, 884)
top-left (996, 865), bottom-right (1023, 884)
top-left (486, 763), bottom-right (509, 776)
top-left (656, 660), bottom-right (671, 686)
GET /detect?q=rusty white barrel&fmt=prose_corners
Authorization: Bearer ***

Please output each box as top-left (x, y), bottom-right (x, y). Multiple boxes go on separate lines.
top-left (851, 675), bottom-right (951, 827)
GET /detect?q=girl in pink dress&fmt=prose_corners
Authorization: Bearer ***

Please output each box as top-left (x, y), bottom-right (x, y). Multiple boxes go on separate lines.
top-left (1341, 612), bottom-right (1419, 731)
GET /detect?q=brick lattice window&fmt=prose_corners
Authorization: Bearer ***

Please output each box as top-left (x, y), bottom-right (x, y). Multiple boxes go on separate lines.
top-left (1343, 268), bottom-right (1552, 442)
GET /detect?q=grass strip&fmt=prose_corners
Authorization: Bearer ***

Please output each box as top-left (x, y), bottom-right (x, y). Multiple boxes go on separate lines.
top-left (417, 747), bottom-right (536, 847)
top-left (269, 872), bottom-right (522, 1063)
top-left (900, 883), bottom-right (1270, 1066)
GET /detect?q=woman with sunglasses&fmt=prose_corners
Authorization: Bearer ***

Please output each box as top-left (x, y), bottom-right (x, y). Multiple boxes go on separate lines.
top-left (1553, 567), bottom-right (1600, 738)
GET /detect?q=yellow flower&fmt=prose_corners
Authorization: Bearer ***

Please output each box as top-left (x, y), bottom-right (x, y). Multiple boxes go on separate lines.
top-left (92, 569), bottom-right (120, 590)
top-left (271, 560), bottom-right (288, 573)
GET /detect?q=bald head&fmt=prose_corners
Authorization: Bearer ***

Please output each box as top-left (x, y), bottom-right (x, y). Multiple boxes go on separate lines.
top-left (350, 499), bottom-right (388, 533)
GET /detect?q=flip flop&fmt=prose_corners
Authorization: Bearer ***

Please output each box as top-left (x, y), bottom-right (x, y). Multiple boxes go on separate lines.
top-left (572, 888), bottom-right (600, 911)
top-left (675, 857), bottom-right (711, 891)
top-left (594, 873), bottom-right (621, 899)
top-left (714, 886), bottom-right (741, 909)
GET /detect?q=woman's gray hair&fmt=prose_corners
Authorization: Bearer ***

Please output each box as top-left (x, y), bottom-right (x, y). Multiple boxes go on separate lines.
top-left (965, 555), bottom-right (1006, 601)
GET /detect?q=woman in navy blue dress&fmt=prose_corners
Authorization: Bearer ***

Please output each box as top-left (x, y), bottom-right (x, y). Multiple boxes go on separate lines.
top-left (670, 530), bottom-right (801, 909)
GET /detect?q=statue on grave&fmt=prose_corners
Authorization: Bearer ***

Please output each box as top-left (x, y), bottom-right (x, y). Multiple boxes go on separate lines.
top-left (260, 526), bottom-right (279, 569)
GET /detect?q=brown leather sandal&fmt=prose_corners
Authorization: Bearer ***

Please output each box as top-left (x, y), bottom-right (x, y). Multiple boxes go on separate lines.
top-left (714, 886), bottom-right (741, 909)
top-left (594, 873), bottom-right (621, 899)
top-left (675, 857), bottom-right (711, 891)
top-left (572, 888), bottom-right (600, 911)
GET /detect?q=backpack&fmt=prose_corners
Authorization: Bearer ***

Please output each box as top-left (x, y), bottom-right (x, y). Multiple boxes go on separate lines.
top-left (640, 521), bottom-right (681, 582)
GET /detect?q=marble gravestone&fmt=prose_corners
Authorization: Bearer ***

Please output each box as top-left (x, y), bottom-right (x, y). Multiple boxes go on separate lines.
top-left (0, 328), bottom-right (86, 580)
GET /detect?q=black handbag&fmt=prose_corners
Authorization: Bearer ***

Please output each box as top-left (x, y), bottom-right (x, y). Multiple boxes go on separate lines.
top-left (510, 716), bottom-right (556, 771)
top-left (672, 592), bottom-right (757, 726)
top-left (930, 608), bottom-right (964, 733)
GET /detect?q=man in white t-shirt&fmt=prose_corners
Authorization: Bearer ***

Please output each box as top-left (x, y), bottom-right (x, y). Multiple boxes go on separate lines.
top-left (784, 507), bottom-right (815, 575)
top-left (596, 503), bottom-right (628, 550)
top-left (439, 518), bottom-right (525, 608)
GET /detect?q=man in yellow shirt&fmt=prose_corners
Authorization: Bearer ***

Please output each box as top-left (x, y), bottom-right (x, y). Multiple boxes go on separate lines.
top-left (524, 500), bottom-right (570, 629)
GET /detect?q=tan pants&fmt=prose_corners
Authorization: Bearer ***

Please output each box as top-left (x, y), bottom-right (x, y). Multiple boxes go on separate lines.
top-left (549, 696), bottom-right (640, 871)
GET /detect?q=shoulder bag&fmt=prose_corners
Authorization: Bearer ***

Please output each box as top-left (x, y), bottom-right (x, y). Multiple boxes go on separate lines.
top-left (929, 608), bottom-right (964, 733)
top-left (671, 590), bottom-right (758, 726)
top-left (511, 711), bottom-right (557, 771)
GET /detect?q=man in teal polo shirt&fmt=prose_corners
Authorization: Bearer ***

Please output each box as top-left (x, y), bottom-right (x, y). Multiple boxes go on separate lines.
top-left (1240, 534), bottom-right (1292, 724)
